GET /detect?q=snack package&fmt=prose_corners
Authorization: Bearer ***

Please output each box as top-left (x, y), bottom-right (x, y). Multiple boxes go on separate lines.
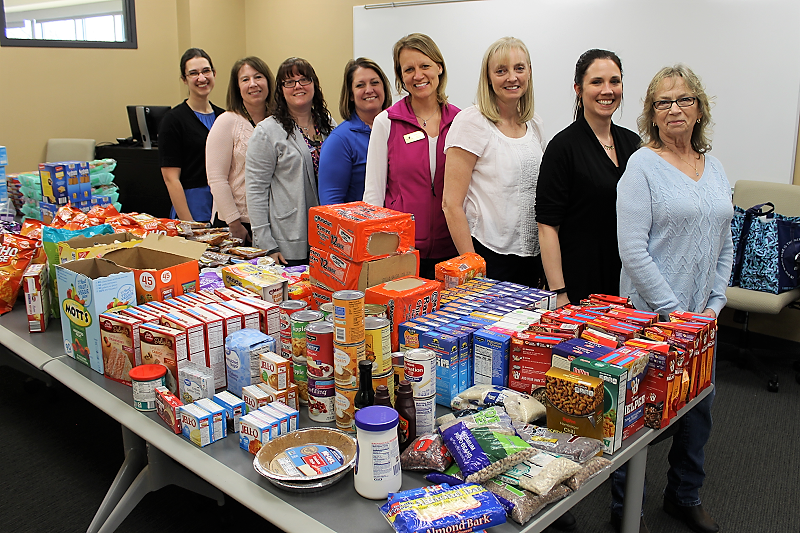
top-left (400, 433), bottom-right (453, 472)
top-left (511, 423), bottom-right (604, 464)
top-left (380, 483), bottom-right (507, 533)
top-left (0, 233), bottom-right (42, 315)
top-left (450, 384), bottom-right (545, 424)
top-left (435, 253), bottom-right (486, 289)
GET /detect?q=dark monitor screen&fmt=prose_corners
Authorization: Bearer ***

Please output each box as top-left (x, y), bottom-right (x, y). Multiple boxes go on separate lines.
top-left (126, 105), bottom-right (171, 148)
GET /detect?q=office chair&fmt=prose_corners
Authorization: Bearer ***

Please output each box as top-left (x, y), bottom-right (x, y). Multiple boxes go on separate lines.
top-left (724, 180), bottom-right (800, 392)
top-left (45, 138), bottom-right (96, 163)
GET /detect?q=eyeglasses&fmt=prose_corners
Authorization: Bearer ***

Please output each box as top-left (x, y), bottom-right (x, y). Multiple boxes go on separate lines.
top-left (653, 97), bottom-right (696, 110)
top-left (186, 67), bottom-right (214, 80)
top-left (281, 77), bottom-right (313, 89)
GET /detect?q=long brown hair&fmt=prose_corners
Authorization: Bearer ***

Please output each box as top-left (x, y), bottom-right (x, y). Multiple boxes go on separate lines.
top-left (270, 57), bottom-right (333, 138)
top-left (226, 56), bottom-right (275, 120)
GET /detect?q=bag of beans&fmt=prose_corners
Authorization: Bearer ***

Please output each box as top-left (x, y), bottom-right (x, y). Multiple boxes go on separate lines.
top-left (400, 433), bottom-right (453, 472)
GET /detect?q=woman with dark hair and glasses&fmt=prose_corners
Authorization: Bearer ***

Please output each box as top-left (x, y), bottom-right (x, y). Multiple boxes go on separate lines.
top-left (206, 56), bottom-right (275, 243)
top-left (536, 49), bottom-right (640, 306)
top-left (245, 57), bottom-right (335, 265)
top-left (159, 47), bottom-right (224, 223)
top-left (318, 58), bottom-right (392, 205)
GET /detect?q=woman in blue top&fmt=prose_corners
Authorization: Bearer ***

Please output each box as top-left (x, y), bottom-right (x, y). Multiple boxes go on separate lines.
top-left (318, 58), bottom-right (392, 204)
top-left (159, 48), bottom-right (224, 222)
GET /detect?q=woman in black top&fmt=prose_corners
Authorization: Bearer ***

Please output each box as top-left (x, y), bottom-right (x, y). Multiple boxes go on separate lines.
top-left (536, 49), bottom-right (640, 307)
top-left (159, 48), bottom-right (224, 223)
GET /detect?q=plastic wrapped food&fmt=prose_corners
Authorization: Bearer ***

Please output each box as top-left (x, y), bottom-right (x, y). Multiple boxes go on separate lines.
top-left (0, 234), bottom-right (43, 315)
top-left (512, 423), bottom-right (604, 464)
top-left (450, 384), bottom-right (546, 423)
top-left (400, 433), bottom-right (453, 472)
top-left (425, 463), bottom-right (464, 485)
top-left (483, 480), bottom-right (573, 525)
top-left (437, 406), bottom-right (514, 433)
top-left (564, 456), bottom-right (613, 491)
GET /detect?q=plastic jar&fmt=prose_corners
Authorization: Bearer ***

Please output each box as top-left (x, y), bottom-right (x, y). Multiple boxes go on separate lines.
top-left (354, 405), bottom-right (401, 499)
top-left (129, 364), bottom-right (167, 411)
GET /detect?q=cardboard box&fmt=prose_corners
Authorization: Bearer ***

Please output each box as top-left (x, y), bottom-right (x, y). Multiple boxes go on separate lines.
top-left (39, 162), bottom-right (69, 205)
top-left (221, 263), bottom-right (288, 303)
top-left (56, 258), bottom-right (136, 374)
top-left (139, 322), bottom-right (189, 393)
top-left (420, 331), bottom-right (460, 406)
top-left (552, 339), bottom-right (614, 370)
top-left (308, 247), bottom-right (419, 292)
top-left (239, 297), bottom-right (280, 336)
top-left (365, 276), bottom-right (442, 352)
top-left (160, 311), bottom-right (207, 367)
top-left (98, 312), bottom-right (141, 385)
top-left (213, 391), bottom-right (246, 433)
top-left (58, 232), bottom-right (141, 264)
top-left (307, 201), bottom-right (415, 262)
top-left (570, 357), bottom-right (628, 454)
top-left (180, 306), bottom-right (226, 389)
top-left (23, 263), bottom-right (50, 333)
top-left (155, 386), bottom-right (183, 434)
top-left (435, 253), bottom-right (486, 288)
top-left (508, 332), bottom-right (568, 394)
top-left (104, 234), bottom-right (207, 304)
top-left (473, 329), bottom-right (511, 387)
top-left (180, 403), bottom-right (213, 447)
top-left (545, 367), bottom-right (605, 441)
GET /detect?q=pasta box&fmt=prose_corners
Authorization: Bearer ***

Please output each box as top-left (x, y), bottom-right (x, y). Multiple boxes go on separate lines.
top-left (308, 246), bottom-right (419, 292)
top-left (307, 201), bottom-right (415, 262)
top-left (56, 258), bottom-right (136, 375)
top-left (103, 234), bottom-right (207, 304)
top-left (420, 331), bottom-right (460, 406)
top-left (473, 329), bottom-right (511, 387)
top-left (365, 276), bottom-right (442, 352)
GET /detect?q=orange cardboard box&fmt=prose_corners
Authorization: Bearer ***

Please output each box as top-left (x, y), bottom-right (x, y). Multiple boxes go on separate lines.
top-left (309, 247), bottom-right (419, 292)
top-left (307, 201), bottom-right (415, 262)
top-left (365, 276), bottom-right (442, 351)
top-left (434, 253), bottom-right (486, 288)
top-left (104, 234), bottom-right (207, 304)
top-left (310, 283), bottom-right (333, 310)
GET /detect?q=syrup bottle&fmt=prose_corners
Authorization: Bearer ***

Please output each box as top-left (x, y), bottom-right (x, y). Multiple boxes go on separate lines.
top-left (395, 380), bottom-right (416, 452)
top-left (354, 359), bottom-right (374, 410)
top-left (374, 385), bottom-right (393, 407)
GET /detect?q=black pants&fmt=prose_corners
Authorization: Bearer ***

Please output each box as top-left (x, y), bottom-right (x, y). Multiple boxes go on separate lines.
top-left (472, 238), bottom-right (543, 287)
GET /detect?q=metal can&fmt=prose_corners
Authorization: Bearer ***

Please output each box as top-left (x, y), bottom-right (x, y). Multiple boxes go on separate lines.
top-left (293, 360), bottom-right (308, 405)
top-left (364, 303), bottom-right (387, 318)
top-left (333, 340), bottom-right (365, 388)
top-left (392, 352), bottom-right (405, 400)
top-left (404, 348), bottom-right (436, 398)
top-left (290, 310), bottom-right (324, 360)
top-left (373, 369), bottom-right (395, 406)
top-left (335, 386), bottom-right (358, 432)
top-left (414, 394), bottom-right (437, 435)
top-left (279, 300), bottom-right (308, 336)
top-left (308, 377), bottom-right (335, 422)
top-left (318, 302), bottom-right (334, 320)
top-left (332, 290), bottom-right (365, 344)
top-left (306, 322), bottom-right (334, 379)
top-left (364, 316), bottom-right (392, 375)
top-left (279, 334), bottom-right (292, 360)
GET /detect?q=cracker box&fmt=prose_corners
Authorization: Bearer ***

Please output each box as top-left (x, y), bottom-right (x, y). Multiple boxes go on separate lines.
top-left (260, 351), bottom-right (290, 391)
top-left (139, 322), bottom-right (188, 394)
top-left (309, 247), bottom-right (419, 292)
top-left (213, 391), bottom-right (246, 433)
top-left (98, 312), bottom-right (141, 384)
top-left (56, 258), bottom-right (136, 375)
top-left (239, 413), bottom-right (273, 453)
top-left (225, 329), bottom-right (276, 396)
top-left (177, 362), bottom-right (214, 404)
top-left (239, 296), bottom-right (280, 336)
top-left (155, 386), bottom-right (183, 434)
top-left (23, 262), bottom-right (50, 333)
top-left (242, 384), bottom-right (271, 413)
top-left (103, 234), bottom-right (207, 304)
top-left (58, 232), bottom-right (141, 264)
top-left (39, 162), bottom-right (69, 205)
top-left (365, 276), bottom-right (442, 351)
top-left (545, 367), bottom-right (605, 441)
top-left (221, 263), bottom-right (287, 303)
top-left (434, 253), bottom-right (487, 288)
top-left (180, 403), bottom-right (213, 447)
top-left (194, 398), bottom-right (227, 441)
top-left (473, 329), bottom-right (511, 387)
top-left (307, 201), bottom-right (415, 262)
top-left (570, 357), bottom-right (628, 454)
top-left (180, 306), bottom-right (226, 389)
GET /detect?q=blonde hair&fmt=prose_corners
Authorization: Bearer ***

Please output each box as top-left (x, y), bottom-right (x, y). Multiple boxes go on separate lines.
top-left (637, 64), bottom-right (714, 153)
top-left (476, 37), bottom-right (534, 124)
top-left (392, 33), bottom-right (448, 104)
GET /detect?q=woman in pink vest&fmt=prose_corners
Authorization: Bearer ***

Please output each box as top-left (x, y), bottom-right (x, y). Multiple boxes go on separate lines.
top-left (363, 33), bottom-right (460, 279)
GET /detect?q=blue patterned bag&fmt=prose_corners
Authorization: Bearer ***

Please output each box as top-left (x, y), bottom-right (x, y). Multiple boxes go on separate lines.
top-left (730, 203), bottom-right (800, 294)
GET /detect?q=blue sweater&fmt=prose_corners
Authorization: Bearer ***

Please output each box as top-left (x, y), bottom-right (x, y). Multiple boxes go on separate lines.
top-left (318, 114), bottom-right (371, 204)
top-left (617, 148), bottom-right (734, 318)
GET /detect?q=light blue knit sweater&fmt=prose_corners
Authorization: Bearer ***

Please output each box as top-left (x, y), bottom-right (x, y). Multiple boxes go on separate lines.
top-left (617, 148), bottom-right (734, 318)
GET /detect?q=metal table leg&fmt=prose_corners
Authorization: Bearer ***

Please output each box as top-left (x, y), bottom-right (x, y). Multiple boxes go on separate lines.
top-left (622, 445), bottom-right (648, 533)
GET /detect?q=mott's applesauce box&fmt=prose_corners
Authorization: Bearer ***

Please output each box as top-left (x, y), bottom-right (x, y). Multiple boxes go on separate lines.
top-left (545, 367), bottom-right (605, 441)
top-left (221, 263), bottom-right (288, 303)
top-left (365, 276), bottom-right (442, 352)
top-left (307, 201), bottom-right (415, 262)
top-left (570, 357), bottom-right (628, 454)
top-left (23, 263), bottom-right (51, 333)
top-left (58, 232), bottom-right (141, 264)
top-left (56, 258), bottom-right (136, 375)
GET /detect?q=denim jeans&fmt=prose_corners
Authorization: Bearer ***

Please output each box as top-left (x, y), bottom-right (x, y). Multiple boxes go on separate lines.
top-left (610, 353), bottom-right (717, 517)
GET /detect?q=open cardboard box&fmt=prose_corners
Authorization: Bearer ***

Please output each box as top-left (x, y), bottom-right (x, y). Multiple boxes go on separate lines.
top-left (103, 234), bottom-right (207, 304)
top-left (309, 248), bottom-right (419, 292)
top-left (58, 232), bottom-right (142, 263)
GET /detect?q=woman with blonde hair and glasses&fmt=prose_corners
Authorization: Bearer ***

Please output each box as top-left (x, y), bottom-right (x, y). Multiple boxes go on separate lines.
top-left (442, 36), bottom-right (546, 285)
top-left (364, 33), bottom-right (460, 278)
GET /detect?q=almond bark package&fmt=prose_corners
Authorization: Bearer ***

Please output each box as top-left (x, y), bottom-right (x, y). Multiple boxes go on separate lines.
top-left (307, 201), bottom-right (415, 262)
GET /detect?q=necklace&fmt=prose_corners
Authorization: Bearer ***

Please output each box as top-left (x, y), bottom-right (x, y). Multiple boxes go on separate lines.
top-left (414, 111), bottom-right (437, 128)
top-left (242, 107), bottom-right (256, 128)
top-left (599, 140), bottom-right (614, 151)
top-left (664, 144), bottom-right (700, 177)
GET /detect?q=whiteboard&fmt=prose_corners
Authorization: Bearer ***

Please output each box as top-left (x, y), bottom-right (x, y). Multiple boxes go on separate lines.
top-left (354, 0), bottom-right (800, 184)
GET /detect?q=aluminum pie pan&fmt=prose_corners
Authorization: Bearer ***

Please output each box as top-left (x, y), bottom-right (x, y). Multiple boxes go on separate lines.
top-left (257, 467), bottom-right (350, 493)
top-left (252, 427), bottom-right (357, 484)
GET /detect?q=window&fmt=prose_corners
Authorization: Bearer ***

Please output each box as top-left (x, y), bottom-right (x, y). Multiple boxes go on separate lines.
top-left (1, 0), bottom-right (136, 49)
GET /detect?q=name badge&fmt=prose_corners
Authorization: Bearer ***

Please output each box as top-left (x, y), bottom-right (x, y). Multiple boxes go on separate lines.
top-left (403, 131), bottom-right (425, 144)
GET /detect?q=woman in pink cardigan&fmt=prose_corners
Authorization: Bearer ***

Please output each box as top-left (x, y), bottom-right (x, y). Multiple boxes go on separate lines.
top-left (206, 56), bottom-right (275, 242)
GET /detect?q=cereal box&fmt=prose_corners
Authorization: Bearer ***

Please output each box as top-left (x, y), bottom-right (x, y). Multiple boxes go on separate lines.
top-left (194, 398), bottom-right (228, 441)
top-left (570, 357), bottom-right (628, 454)
top-left (213, 391), bottom-right (246, 433)
top-left (545, 367), bottom-right (605, 441)
top-left (23, 263), bottom-right (50, 333)
top-left (98, 312), bottom-right (141, 385)
top-left (434, 253), bottom-right (486, 288)
top-left (139, 322), bottom-right (188, 394)
top-left (155, 386), bottom-right (183, 434)
top-left (180, 403), bottom-right (213, 447)
top-left (365, 276), bottom-right (442, 352)
top-left (307, 201), bottom-right (415, 262)
top-left (225, 329), bottom-right (276, 396)
top-left (420, 331), bottom-right (460, 406)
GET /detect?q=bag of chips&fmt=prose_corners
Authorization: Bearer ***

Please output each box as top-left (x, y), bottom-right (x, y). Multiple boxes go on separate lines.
top-left (0, 234), bottom-right (43, 315)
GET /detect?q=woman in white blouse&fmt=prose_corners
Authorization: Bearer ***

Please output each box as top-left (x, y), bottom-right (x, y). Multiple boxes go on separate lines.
top-left (442, 37), bottom-right (546, 285)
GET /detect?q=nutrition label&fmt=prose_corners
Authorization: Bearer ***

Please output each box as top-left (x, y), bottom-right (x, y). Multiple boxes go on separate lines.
top-left (371, 437), bottom-right (400, 481)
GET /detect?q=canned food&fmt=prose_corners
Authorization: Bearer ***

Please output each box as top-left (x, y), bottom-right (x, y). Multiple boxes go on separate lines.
top-left (392, 352), bottom-right (405, 400)
top-left (364, 316), bottom-right (392, 375)
top-left (333, 341), bottom-right (365, 388)
top-left (306, 322), bottom-right (334, 379)
top-left (279, 300), bottom-right (308, 335)
top-left (290, 310), bottom-right (324, 360)
top-left (333, 290), bottom-right (365, 344)
top-left (308, 377), bottom-right (335, 422)
top-left (279, 335), bottom-right (292, 360)
top-left (292, 361), bottom-right (308, 405)
top-left (318, 302), bottom-right (334, 320)
top-left (335, 386), bottom-right (358, 432)
top-left (404, 348), bottom-right (436, 398)
top-left (364, 303), bottom-right (387, 318)
top-left (373, 369), bottom-right (395, 406)
top-left (414, 394), bottom-right (436, 435)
